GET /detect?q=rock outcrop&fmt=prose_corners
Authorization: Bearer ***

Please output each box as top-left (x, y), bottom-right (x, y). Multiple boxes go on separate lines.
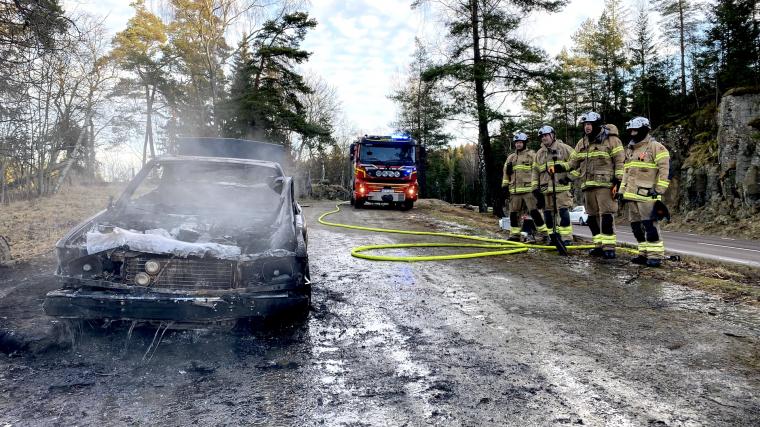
top-left (656, 88), bottom-right (760, 222)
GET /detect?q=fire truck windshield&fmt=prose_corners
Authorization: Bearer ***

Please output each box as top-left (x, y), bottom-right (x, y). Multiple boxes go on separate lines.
top-left (359, 144), bottom-right (415, 166)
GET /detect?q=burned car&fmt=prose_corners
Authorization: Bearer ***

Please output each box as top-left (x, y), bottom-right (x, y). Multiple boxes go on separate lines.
top-left (44, 151), bottom-right (310, 326)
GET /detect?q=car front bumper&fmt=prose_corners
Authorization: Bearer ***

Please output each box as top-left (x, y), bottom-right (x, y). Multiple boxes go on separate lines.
top-left (43, 287), bottom-right (308, 322)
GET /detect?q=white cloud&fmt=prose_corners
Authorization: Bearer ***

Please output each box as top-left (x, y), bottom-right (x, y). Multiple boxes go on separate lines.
top-left (64, 0), bottom-right (134, 36)
top-left (302, 0), bottom-right (423, 134)
top-left (522, 0), bottom-right (607, 57)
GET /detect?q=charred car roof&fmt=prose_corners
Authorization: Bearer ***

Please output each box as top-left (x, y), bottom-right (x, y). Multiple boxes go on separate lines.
top-left (149, 155), bottom-right (285, 174)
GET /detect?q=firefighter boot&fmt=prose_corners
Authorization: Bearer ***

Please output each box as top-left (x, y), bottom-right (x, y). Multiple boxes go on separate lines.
top-left (587, 216), bottom-right (603, 256)
top-left (630, 222), bottom-right (648, 265)
top-left (601, 214), bottom-right (616, 259)
top-left (529, 209), bottom-right (548, 245)
top-left (507, 212), bottom-right (522, 242)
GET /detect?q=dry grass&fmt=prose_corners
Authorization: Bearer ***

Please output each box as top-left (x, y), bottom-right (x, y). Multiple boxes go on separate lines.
top-left (662, 216), bottom-right (760, 241)
top-left (642, 257), bottom-right (760, 306)
top-left (416, 198), bottom-right (760, 306)
top-left (0, 184), bottom-right (125, 261)
top-left (415, 199), bottom-right (506, 237)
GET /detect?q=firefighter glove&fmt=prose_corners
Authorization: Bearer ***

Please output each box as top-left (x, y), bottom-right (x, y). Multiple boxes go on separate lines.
top-left (647, 188), bottom-right (659, 198)
top-left (551, 163), bottom-right (566, 173)
top-left (558, 177), bottom-right (570, 186)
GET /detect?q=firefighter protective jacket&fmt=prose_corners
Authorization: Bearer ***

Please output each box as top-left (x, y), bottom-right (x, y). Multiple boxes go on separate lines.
top-left (532, 139), bottom-right (575, 194)
top-left (502, 149), bottom-right (536, 194)
top-left (619, 135), bottom-right (670, 201)
top-left (568, 125), bottom-right (625, 189)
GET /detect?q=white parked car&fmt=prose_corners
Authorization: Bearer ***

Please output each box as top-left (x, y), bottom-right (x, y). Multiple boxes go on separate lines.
top-left (570, 206), bottom-right (589, 225)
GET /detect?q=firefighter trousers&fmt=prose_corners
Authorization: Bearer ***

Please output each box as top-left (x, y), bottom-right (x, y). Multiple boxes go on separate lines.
top-left (584, 187), bottom-right (618, 251)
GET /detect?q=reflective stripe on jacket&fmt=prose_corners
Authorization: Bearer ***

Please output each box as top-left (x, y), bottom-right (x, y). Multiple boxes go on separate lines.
top-left (532, 139), bottom-right (575, 194)
top-left (568, 125), bottom-right (625, 190)
top-left (620, 135), bottom-right (670, 202)
top-left (502, 149), bottom-right (536, 194)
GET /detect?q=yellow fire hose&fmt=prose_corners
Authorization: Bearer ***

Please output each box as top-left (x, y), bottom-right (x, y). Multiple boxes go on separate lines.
top-left (318, 202), bottom-right (636, 262)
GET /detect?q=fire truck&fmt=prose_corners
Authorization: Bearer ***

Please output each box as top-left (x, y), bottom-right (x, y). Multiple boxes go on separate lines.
top-left (349, 134), bottom-right (420, 210)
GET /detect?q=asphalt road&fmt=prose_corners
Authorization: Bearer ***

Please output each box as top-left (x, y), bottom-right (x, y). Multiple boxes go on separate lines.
top-left (573, 224), bottom-right (760, 267)
top-left (1, 201), bottom-right (758, 425)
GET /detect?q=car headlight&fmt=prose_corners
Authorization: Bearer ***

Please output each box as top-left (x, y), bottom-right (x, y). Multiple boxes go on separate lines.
top-left (144, 259), bottom-right (161, 275)
top-left (135, 272), bottom-right (151, 286)
top-left (262, 259), bottom-right (294, 282)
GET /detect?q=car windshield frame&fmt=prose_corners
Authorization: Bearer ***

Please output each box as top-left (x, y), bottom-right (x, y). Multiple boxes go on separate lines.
top-left (115, 157), bottom-right (283, 209)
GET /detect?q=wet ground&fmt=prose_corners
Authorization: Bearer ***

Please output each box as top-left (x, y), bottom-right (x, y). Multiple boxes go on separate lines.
top-left (1, 200), bottom-right (759, 425)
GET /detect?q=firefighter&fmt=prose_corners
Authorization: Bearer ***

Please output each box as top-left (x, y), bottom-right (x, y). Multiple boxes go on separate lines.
top-left (617, 116), bottom-right (670, 267)
top-left (568, 111), bottom-right (625, 259)
top-left (532, 125), bottom-right (575, 245)
top-left (502, 132), bottom-right (548, 242)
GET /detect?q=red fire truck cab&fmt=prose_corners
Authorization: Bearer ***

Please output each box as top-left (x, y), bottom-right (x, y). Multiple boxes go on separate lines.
top-left (349, 134), bottom-right (420, 210)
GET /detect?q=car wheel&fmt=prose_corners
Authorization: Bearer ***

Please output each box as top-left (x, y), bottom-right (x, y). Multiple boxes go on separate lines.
top-left (400, 200), bottom-right (414, 211)
top-left (354, 199), bottom-right (365, 209)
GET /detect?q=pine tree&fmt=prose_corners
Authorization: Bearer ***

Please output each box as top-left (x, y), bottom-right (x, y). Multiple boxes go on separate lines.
top-left (390, 38), bottom-right (450, 151)
top-left (703, 0), bottom-right (760, 91)
top-left (224, 36), bottom-right (254, 138)
top-left (230, 12), bottom-right (327, 145)
top-left (389, 38), bottom-right (451, 197)
top-left (415, 0), bottom-right (567, 213)
top-left (653, 0), bottom-right (699, 100)
top-left (629, 0), bottom-right (658, 119)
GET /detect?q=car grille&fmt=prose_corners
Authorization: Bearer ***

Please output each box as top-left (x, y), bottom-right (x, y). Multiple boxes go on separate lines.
top-left (124, 257), bottom-right (236, 290)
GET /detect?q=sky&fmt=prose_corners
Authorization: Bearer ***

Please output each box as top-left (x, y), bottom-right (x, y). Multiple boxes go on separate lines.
top-left (64, 0), bottom-right (610, 145)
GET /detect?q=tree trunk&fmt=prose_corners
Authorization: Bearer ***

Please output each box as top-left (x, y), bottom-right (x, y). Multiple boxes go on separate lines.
top-left (87, 115), bottom-right (95, 182)
top-left (0, 235), bottom-right (10, 263)
top-left (678, 0), bottom-right (687, 99)
top-left (0, 159), bottom-right (6, 205)
top-left (148, 86), bottom-right (156, 159)
top-left (142, 85), bottom-right (157, 166)
top-left (470, 0), bottom-right (491, 213)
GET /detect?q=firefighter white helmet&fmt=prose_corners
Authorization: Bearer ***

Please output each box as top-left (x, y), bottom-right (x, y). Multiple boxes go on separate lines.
top-left (513, 132), bottom-right (528, 142)
top-left (579, 111), bottom-right (602, 123)
top-left (537, 125), bottom-right (554, 136)
top-left (626, 116), bottom-right (651, 130)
